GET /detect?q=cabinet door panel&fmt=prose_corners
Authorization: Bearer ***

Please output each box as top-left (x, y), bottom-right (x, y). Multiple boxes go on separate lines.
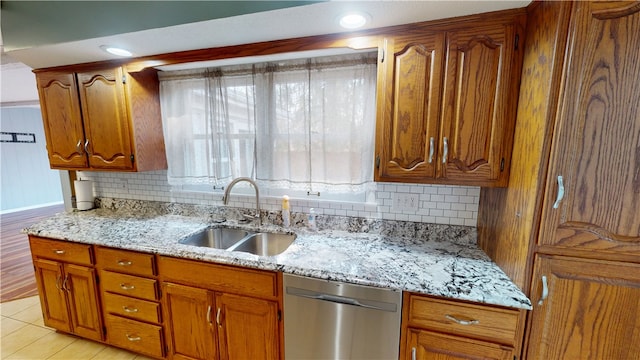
top-left (216, 292), bottom-right (279, 360)
top-left (64, 264), bottom-right (103, 341)
top-left (163, 283), bottom-right (217, 360)
top-left (527, 255), bottom-right (640, 359)
top-left (77, 67), bottom-right (133, 170)
top-left (539, 2), bottom-right (640, 257)
top-left (33, 259), bottom-right (71, 332)
top-left (406, 328), bottom-right (513, 360)
top-left (441, 24), bottom-right (519, 185)
top-left (376, 34), bottom-right (445, 181)
top-left (35, 72), bottom-right (87, 168)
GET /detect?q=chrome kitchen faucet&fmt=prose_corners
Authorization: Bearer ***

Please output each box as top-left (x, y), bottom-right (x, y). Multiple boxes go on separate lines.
top-left (222, 177), bottom-right (261, 226)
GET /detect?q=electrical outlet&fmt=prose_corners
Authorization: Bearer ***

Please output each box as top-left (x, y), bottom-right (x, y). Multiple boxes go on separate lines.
top-left (114, 178), bottom-right (129, 192)
top-left (392, 193), bottom-right (419, 212)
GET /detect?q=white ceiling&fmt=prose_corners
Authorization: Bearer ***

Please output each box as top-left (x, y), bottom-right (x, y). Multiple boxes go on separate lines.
top-left (4, 1), bottom-right (530, 70)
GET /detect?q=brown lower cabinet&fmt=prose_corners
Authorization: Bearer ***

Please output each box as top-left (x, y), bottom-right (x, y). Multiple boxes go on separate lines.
top-left (29, 238), bottom-right (283, 360)
top-left (30, 236), bottom-right (103, 342)
top-left (96, 247), bottom-right (164, 359)
top-left (527, 255), bottom-right (640, 359)
top-left (158, 256), bottom-right (282, 360)
top-left (400, 293), bottom-right (524, 360)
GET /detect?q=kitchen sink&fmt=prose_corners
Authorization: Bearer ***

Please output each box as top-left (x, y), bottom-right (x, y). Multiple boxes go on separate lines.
top-left (179, 227), bottom-right (296, 256)
top-left (227, 232), bottom-right (297, 257)
top-left (179, 227), bottom-right (250, 249)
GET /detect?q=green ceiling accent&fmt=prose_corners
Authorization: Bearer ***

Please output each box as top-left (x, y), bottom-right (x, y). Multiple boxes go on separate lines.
top-left (1, 1), bottom-right (322, 50)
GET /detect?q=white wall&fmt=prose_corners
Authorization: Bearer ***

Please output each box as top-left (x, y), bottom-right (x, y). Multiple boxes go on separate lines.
top-left (1, 62), bottom-right (39, 104)
top-left (0, 107), bottom-right (63, 211)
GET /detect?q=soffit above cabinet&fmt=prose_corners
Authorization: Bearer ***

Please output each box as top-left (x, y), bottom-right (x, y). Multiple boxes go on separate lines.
top-left (2, 1), bottom-right (530, 69)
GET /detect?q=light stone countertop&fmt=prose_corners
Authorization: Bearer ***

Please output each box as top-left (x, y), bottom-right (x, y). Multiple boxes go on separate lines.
top-left (24, 206), bottom-right (532, 310)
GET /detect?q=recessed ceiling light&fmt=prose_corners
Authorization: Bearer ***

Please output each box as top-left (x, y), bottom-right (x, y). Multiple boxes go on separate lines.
top-left (100, 45), bottom-right (133, 57)
top-left (338, 12), bottom-right (369, 29)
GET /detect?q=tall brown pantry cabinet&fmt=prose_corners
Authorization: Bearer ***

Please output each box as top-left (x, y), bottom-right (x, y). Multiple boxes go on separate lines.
top-left (478, 1), bottom-right (640, 359)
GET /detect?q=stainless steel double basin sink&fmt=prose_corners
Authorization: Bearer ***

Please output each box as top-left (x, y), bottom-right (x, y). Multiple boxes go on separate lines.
top-left (179, 227), bottom-right (296, 256)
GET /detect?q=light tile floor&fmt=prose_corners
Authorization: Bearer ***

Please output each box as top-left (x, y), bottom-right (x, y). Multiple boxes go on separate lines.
top-left (1, 296), bottom-right (154, 360)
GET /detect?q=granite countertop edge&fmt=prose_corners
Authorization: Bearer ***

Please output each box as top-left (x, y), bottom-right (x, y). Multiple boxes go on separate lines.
top-left (23, 208), bottom-right (532, 310)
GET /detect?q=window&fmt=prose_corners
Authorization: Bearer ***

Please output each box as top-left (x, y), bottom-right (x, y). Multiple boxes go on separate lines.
top-left (159, 52), bottom-right (377, 201)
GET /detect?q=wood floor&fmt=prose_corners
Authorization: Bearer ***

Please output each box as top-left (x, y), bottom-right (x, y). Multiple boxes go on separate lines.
top-left (0, 204), bottom-right (65, 303)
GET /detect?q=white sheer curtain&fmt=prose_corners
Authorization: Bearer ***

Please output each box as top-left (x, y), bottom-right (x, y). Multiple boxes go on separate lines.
top-left (159, 69), bottom-right (256, 187)
top-left (159, 52), bottom-right (377, 193)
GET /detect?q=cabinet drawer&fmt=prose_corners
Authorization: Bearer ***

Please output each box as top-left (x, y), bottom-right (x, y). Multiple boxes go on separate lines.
top-left (96, 247), bottom-right (155, 276)
top-left (101, 271), bottom-right (159, 300)
top-left (407, 294), bottom-right (520, 346)
top-left (105, 314), bottom-right (164, 359)
top-left (103, 292), bottom-right (161, 324)
top-left (158, 256), bottom-right (279, 299)
top-left (29, 236), bottom-right (93, 266)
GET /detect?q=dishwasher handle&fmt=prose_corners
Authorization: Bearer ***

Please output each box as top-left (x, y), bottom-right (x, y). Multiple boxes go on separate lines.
top-left (286, 286), bottom-right (397, 312)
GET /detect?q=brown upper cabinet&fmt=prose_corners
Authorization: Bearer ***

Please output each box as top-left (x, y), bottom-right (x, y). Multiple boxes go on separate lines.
top-left (35, 66), bottom-right (167, 171)
top-left (375, 15), bottom-right (525, 187)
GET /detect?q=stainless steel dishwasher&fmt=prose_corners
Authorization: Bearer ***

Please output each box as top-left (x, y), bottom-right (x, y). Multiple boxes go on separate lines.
top-left (283, 273), bottom-right (402, 360)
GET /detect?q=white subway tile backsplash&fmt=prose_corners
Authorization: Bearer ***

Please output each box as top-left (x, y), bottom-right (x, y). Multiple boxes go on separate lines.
top-left (78, 170), bottom-right (479, 227)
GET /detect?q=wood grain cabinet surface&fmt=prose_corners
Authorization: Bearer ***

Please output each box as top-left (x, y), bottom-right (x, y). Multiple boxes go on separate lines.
top-left (528, 255), bottom-right (640, 359)
top-left (524, 2), bottom-right (640, 359)
top-left (35, 66), bottom-right (167, 172)
top-left (375, 13), bottom-right (525, 187)
top-left (29, 236), bottom-right (104, 342)
top-left (400, 293), bottom-right (522, 360)
top-left (158, 256), bottom-right (282, 360)
top-left (96, 247), bottom-right (165, 359)
top-left (478, 2), bottom-right (640, 359)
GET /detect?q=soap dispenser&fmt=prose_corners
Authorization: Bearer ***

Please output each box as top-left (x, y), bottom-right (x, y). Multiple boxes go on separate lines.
top-left (307, 208), bottom-right (317, 231)
top-left (282, 195), bottom-right (291, 228)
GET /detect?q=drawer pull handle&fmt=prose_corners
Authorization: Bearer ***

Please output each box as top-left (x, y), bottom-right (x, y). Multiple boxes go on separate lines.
top-left (62, 274), bottom-right (71, 292)
top-left (442, 137), bottom-right (448, 164)
top-left (553, 175), bottom-right (565, 209)
top-left (117, 260), bottom-right (132, 266)
top-left (126, 334), bottom-right (141, 342)
top-left (445, 314), bottom-right (479, 325)
top-left (120, 283), bottom-right (135, 291)
top-left (55, 274), bottom-right (62, 291)
top-left (538, 275), bottom-right (549, 305)
top-left (53, 250), bottom-right (65, 255)
top-left (122, 306), bottom-right (138, 313)
top-left (428, 137), bottom-right (435, 163)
